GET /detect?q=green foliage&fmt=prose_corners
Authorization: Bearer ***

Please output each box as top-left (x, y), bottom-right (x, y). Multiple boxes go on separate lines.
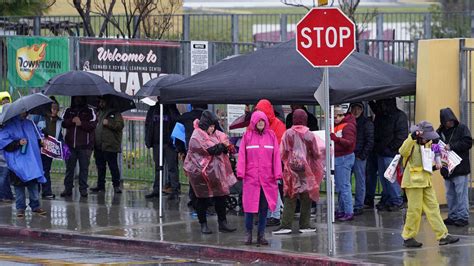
top-left (429, 4), bottom-right (470, 38)
top-left (0, 0), bottom-right (53, 16)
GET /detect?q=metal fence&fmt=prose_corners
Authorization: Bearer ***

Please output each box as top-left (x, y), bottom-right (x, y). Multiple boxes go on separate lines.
top-left (0, 35), bottom-right (417, 182)
top-left (0, 11), bottom-right (471, 42)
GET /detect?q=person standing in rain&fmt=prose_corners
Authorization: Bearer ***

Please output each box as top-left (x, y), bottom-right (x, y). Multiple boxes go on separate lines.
top-left (349, 102), bottom-right (374, 215)
top-left (183, 110), bottom-right (237, 234)
top-left (273, 109), bottom-right (323, 235)
top-left (60, 96), bottom-right (97, 198)
top-left (0, 92), bottom-right (13, 203)
top-left (237, 111), bottom-right (282, 246)
top-left (369, 98), bottom-right (407, 211)
top-left (254, 99), bottom-right (285, 227)
top-left (285, 104), bottom-right (319, 131)
top-left (437, 108), bottom-right (472, 227)
top-left (0, 112), bottom-right (47, 218)
top-left (400, 121), bottom-right (459, 247)
top-left (90, 96), bottom-right (124, 194)
top-left (331, 106), bottom-right (357, 221)
top-left (35, 96), bottom-right (63, 199)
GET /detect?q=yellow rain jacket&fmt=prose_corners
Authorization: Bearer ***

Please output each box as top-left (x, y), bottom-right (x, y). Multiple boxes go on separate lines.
top-left (399, 135), bottom-right (433, 189)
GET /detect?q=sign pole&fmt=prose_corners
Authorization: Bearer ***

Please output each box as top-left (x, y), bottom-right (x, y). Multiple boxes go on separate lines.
top-left (323, 67), bottom-right (335, 256)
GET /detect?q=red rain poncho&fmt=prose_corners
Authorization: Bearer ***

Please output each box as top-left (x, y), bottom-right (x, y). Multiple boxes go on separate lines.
top-left (280, 125), bottom-right (325, 201)
top-left (184, 120), bottom-right (237, 198)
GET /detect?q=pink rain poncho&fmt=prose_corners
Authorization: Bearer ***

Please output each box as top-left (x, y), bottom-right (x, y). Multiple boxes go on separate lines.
top-left (183, 120), bottom-right (237, 198)
top-left (237, 111), bottom-right (282, 213)
top-left (280, 125), bottom-right (324, 201)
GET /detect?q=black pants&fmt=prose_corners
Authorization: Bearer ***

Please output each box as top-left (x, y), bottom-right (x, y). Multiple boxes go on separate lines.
top-left (40, 155), bottom-right (53, 196)
top-left (196, 196), bottom-right (227, 224)
top-left (64, 148), bottom-right (92, 192)
top-left (152, 144), bottom-right (179, 193)
top-left (94, 149), bottom-right (121, 188)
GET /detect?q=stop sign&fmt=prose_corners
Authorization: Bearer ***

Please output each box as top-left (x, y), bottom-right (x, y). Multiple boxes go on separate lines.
top-left (296, 8), bottom-right (356, 67)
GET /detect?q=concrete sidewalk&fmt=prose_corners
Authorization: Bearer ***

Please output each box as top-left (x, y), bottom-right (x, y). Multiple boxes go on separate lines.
top-left (0, 181), bottom-right (473, 265)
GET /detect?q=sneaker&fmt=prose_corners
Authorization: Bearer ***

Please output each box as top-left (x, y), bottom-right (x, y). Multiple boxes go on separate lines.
top-left (454, 220), bottom-right (469, 227)
top-left (387, 204), bottom-right (404, 212)
top-left (16, 209), bottom-right (25, 218)
top-left (439, 235), bottom-right (460, 246)
top-left (299, 227), bottom-right (317, 233)
top-left (32, 208), bottom-right (47, 216)
top-left (404, 238), bottom-right (423, 248)
top-left (272, 227), bottom-right (292, 235)
top-left (42, 194), bottom-right (56, 200)
top-left (338, 214), bottom-right (354, 222)
top-left (375, 203), bottom-right (387, 211)
top-left (266, 218), bottom-right (280, 227)
top-left (113, 187), bottom-right (122, 194)
top-left (335, 212), bottom-right (345, 219)
top-left (354, 208), bottom-right (364, 216)
top-left (443, 217), bottom-right (456, 226)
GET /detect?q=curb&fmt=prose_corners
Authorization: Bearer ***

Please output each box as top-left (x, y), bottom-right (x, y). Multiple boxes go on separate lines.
top-left (0, 225), bottom-right (363, 265)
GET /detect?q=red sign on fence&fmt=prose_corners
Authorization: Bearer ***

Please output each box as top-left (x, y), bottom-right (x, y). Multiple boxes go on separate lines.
top-left (296, 8), bottom-right (356, 67)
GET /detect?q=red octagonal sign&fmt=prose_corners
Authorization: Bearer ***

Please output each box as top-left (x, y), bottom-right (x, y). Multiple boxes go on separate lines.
top-left (297, 8), bottom-right (356, 68)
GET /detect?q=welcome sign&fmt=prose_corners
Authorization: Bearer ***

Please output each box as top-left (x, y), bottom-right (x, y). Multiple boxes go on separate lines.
top-left (7, 36), bottom-right (70, 88)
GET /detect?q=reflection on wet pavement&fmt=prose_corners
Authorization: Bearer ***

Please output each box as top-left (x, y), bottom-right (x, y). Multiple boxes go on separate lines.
top-left (0, 182), bottom-right (473, 264)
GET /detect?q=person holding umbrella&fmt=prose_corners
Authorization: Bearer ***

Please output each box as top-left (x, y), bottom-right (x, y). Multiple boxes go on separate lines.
top-left (60, 96), bottom-right (97, 198)
top-left (90, 96), bottom-right (124, 194)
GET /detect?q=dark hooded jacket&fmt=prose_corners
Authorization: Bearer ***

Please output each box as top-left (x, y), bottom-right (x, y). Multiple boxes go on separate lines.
top-left (352, 105), bottom-right (374, 160)
top-left (286, 107), bottom-right (319, 131)
top-left (437, 108), bottom-right (472, 178)
top-left (175, 105), bottom-right (208, 153)
top-left (370, 99), bottom-right (408, 158)
top-left (62, 97), bottom-right (97, 150)
top-left (145, 104), bottom-right (180, 148)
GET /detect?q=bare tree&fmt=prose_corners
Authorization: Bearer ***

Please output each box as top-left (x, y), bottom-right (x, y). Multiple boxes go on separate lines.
top-left (142, 0), bottom-right (182, 39)
top-left (72, 0), bottom-right (95, 36)
top-left (94, 0), bottom-right (117, 37)
top-left (280, 0), bottom-right (311, 10)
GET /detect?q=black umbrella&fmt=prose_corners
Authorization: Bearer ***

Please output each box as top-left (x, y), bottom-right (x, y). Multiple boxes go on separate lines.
top-left (43, 71), bottom-right (116, 96)
top-left (0, 93), bottom-right (53, 125)
top-left (161, 40), bottom-right (416, 105)
top-left (43, 70), bottom-right (136, 112)
top-left (135, 74), bottom-right (185, 98)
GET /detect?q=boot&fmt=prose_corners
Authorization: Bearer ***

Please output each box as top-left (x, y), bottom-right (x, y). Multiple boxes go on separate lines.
top-left (245, 230), bottom-right (252, 245)
top-left (218, 220), bottom-right (236, 233)
top-left (200, 222), bottom-right (212, 234)
top-left (257, 233), bottom-right (269, 246)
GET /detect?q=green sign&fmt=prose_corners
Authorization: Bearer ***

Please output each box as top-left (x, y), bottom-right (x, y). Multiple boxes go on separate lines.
top-left (7, 36), bottom-right (69, 88)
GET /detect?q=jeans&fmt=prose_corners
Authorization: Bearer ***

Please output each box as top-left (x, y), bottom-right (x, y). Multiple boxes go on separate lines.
top-left (245, 189), bottom-right (268, 235)
top-left (0, 166), bottom-right (13, 200)
top-left (365, 154), bottom-right (378, 206)
top-left (281, 192), bottom-right (311, 229)
top-left (335, 153), bottom-right (355, 215)
top-left (334, 153), bottom-right (355, 214)
top-left (14, 182), bottom-right (40, 210)
top-left (94, 149), bottom-right (121, 188)
top-left (40, 155), bottom-right (53, 197)
top-left (445, 175), bottom-right (470, 221)
top-left (152, 144), bottom-right (179, 193)
top-left (352, 158), bottom-right (367, 210)
top-left (267, 190), bottom-right (282, 219)
top-left (196, 196), bottom-right (227, 224)
top-left (377, 156), bottom-right (403, 207)
top-left (64, 148), bottom-right (92, 192)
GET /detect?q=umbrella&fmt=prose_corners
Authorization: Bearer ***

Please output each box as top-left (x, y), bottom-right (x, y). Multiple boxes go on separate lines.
top-left (229, 113), bottom-right (249, 130)
top-left (161, 40), bottom-right (416, 105)
top-left (0, 93), bottom-right (53, 125)
top-left (43, 70), bottom-right (136, 112)
top-left (135, 74), bottom-right (185, 98)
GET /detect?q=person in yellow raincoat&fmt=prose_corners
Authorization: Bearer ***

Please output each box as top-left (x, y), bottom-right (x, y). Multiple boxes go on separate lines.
top-left (399, 121), bottom-right (459, 248)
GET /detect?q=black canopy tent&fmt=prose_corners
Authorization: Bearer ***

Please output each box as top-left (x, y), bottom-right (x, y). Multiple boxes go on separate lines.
top-left (161, 40), bottom-right (416, 105)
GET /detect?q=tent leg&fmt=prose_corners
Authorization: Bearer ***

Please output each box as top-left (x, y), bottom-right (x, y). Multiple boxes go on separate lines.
top-left (159, 104), bottom-right (164, 218)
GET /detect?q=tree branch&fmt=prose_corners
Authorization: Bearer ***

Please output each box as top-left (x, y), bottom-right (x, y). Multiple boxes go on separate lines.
top-left (280, 0), bottom-right (310, 10)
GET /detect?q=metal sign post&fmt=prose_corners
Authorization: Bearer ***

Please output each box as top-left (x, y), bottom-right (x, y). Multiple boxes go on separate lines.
top-left (323, 67), bottom-right (335, 255)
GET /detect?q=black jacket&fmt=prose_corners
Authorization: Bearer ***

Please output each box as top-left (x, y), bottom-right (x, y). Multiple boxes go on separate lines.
top-left (370, 99), bottom-right (408, 158)
top-left (437, 108), bottom-right (472, 178)
top-left (175, 108), bottom-right (205, 153)
top-left (285, 107), bottom-right (319, 131)
top-left (145, 104), bottom-right (180, 148)
top-left (354, 115), bottom-right (374, 160)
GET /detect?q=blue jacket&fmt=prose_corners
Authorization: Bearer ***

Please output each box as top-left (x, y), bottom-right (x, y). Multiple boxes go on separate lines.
top-left (0, 117), bottom-right (46, 183)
